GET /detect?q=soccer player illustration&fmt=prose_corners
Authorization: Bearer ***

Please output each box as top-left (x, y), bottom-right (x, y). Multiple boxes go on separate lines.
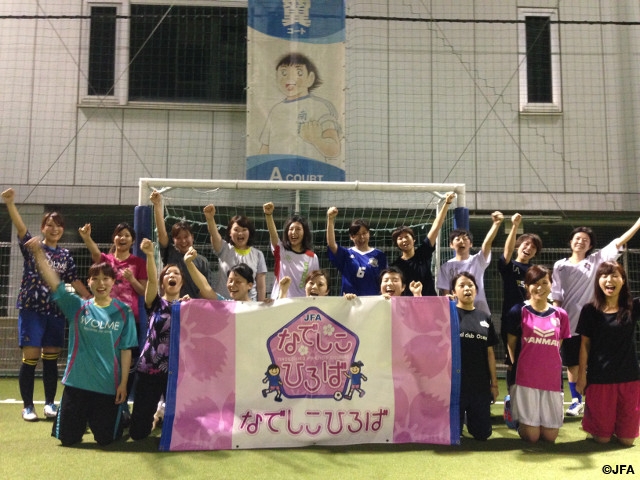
top-left (259, 52), bottom-right (342, 167)
top-left (262, 364), bottom-right (284, 402)
top-left (343, 361), bottom-right (367, 400)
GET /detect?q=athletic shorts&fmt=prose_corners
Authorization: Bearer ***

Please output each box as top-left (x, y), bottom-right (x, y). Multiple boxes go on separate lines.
top-left (560, 335), bottom-right (581, 367)
top-left (582, 381), bottom-right (640, 440)
top-left (18, 309), bottom-right (65, 348)
top-left (511, 384), bottom-right (564, 429)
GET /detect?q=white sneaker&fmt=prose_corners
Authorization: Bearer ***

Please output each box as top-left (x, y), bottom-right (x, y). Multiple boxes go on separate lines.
top-left (22, 406), bottom-right (38, 422)
top-left (566, 399), bottom-right (584, 416)
top-left (43, 403), bottom-right (58, 418)
top-left (152, 400), bottom-right (166, 430)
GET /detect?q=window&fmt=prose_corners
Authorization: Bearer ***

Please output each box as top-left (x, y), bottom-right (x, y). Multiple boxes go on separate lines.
top-left (84, 3), bottom-right (247, 107)
top-left (88, 6), bottom-right (117, 96)
top-left (518, 8), bottom-right (561, 113)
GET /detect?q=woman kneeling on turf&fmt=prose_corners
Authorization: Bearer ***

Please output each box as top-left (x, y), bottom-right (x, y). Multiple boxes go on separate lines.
top-left (27, 238), bottom-right (137, 446)
top-left (576, 261), bottom-right (640, 446)
top-left (452, 272), bottom-right (499, 440)
top-left (506, 265), bottom-right (571, 443)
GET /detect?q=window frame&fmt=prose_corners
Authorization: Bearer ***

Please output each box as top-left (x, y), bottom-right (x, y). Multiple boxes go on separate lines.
top-left (518, 7), bottom-right (562, 114)
top-left (80, 0), bottom-right (247, 111)
top-left (81, 2), bottom-right (129, 106)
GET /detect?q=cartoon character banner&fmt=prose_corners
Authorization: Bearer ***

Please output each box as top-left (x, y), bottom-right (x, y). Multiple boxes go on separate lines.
top-left (246, 0), bottom-right (346, 182)
top-left (159, 296), bottom-right (461, 451)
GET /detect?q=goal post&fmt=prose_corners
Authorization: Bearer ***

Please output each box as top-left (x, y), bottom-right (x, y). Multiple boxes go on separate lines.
top-left (136, 179), bottom-right (467, 296)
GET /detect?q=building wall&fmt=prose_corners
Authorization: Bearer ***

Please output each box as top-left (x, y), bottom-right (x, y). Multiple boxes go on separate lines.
top-left (0, 1), bottom-right (639, 212)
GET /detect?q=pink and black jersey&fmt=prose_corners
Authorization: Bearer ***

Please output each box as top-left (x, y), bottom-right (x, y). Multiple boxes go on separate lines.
top-left (506, 303), bottom-right (571, 392)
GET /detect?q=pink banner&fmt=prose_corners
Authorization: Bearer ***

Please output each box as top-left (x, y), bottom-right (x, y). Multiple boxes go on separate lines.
top-left (160, 296), bottom-right (460, 451)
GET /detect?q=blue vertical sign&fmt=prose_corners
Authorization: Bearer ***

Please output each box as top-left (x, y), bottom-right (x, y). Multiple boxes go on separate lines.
top-left (247, 0), bottom-right (346, 182)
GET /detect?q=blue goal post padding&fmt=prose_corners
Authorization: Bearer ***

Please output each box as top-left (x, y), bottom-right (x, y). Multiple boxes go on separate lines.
top-left (453, 207), bottom-right (469, 231)
top-left (133, 205), bottom-right (152, 350)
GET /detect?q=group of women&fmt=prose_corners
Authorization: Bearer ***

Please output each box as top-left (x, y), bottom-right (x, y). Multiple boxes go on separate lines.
top-left (496, 215), bottom-right (640, 446)
top-left (2, 186), bottom-right (639, 448)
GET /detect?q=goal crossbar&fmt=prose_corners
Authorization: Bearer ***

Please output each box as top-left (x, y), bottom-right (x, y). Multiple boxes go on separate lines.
top-left (138, 178), bottom-right (467, 207)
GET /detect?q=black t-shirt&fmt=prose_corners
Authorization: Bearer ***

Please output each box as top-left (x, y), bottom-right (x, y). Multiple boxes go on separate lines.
top-left (457, 307), bottom-right (499, 393)
top-left (392, 236), bottom-right (437, 296)
top-left (498, 256), bottom-right (531, 363)
top-left (161, 245), bottom-right (210, 298)
top-left (497, 255), bottom-right (531, 319)
top-left (576, 299), bottom-right (640, 384)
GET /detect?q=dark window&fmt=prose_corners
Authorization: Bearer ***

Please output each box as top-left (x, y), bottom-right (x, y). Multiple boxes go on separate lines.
top-left (129, 5), bottom-right (247, 103)
top-left (88, 7), bottom-right (117, 96)
top-left (525, 16), bottom-right (552, 103)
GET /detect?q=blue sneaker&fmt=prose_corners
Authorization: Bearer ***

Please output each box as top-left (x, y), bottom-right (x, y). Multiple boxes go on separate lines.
top-left (504, 395), bottom-right (518, 430)
top-left (22, 405), bottom-right (38, 422)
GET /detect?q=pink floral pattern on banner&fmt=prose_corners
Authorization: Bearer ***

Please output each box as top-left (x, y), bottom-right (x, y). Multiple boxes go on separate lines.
top-left (392, 296), bottom-right (453, 444)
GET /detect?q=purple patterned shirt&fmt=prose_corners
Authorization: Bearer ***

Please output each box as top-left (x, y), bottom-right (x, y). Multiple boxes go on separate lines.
top-left (17, 231), bottom-right (80, 316)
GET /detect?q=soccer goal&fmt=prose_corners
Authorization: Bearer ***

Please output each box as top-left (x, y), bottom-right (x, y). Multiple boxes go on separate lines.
top-left (136, 179), bottom-right (467, 296)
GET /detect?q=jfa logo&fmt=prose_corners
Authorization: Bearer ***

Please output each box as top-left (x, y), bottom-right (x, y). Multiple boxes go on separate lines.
top-left (602, 464), bottom-right (635, 474)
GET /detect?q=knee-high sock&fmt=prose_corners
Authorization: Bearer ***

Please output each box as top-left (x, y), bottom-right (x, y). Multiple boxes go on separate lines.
top-left (568, 382), bottom-right (582, 403)
top-left (19, 358), bottom-right (38, 408)
top-left (41, 352), bottom-right (59, 405)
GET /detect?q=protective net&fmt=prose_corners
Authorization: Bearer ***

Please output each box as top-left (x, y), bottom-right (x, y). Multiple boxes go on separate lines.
top-left (139, 179), bottom-right (466, 297)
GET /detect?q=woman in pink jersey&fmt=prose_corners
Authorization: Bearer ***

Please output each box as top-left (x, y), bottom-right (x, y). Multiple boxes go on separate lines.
top-left (506, 265), bottom-right (571, 443)
top-left (78, 223), bottom-right (147, 332)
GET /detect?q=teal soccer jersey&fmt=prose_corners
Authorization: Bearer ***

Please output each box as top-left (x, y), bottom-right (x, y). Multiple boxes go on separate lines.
top-left (52, 282), bottom-right (138, 395)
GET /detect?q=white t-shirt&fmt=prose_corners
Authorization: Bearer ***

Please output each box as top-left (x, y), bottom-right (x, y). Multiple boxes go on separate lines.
top-left (214, 241), bottom-right (267, 301)
top-left (270, 240), bottom-right (319, 298)
top-left (437, 251), bottom-right (492, 314)
top-left (551, 238), bottom-right (621, 334)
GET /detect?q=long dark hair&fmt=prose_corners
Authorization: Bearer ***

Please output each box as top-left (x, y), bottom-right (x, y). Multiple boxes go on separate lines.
top-left (282, 215), bottom-right (313, 252)
top-left (592, 261), bottom-right (632, 324)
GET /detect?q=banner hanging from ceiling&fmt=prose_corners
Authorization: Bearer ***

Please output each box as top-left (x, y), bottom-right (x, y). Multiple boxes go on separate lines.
top-left (246, 0), bottom-right (346, 182)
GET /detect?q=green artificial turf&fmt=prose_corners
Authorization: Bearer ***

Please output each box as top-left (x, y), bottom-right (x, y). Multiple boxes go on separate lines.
top-left (0, 378), bottom-right (636, 480)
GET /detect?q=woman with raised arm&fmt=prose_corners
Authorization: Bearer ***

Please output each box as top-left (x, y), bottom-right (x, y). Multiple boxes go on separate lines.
top-left (391, 192), bottom-right (455, 296)
top-left (204, 204), bottom-right (267, 301)
top-left (150, 189), bottom-right (211, 298)
top-left (129, 238), bottom-right (186, 440)
top-left (552, 217), bottom-right (640, 417)
top-left (2, 188), bottom-right (90, 422)
top-left (26, 237), bottom-right (136, 446)
top-left (498, 213), bottom-right (542, 427)
top-left (279, 269), bottom-right (357, 300)
top-left (327, 207), bottom-right (387, 296)
top-left (264, 202), bottom-right (319, 298)
top-left (78, 222), bottom-right (147, 340)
